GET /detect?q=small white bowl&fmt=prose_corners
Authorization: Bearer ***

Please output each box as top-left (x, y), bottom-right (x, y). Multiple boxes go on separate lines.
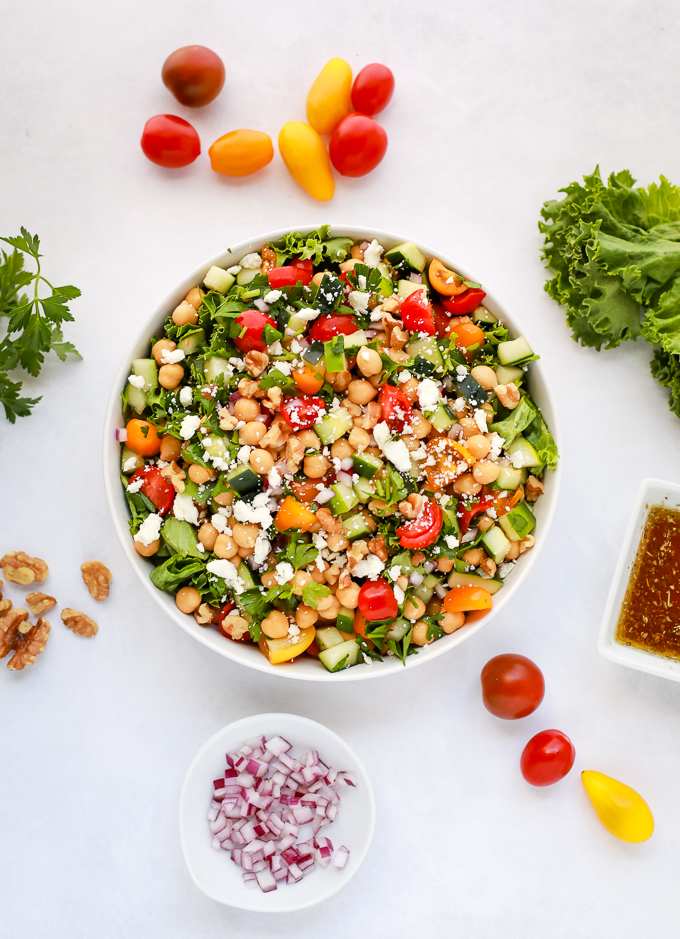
top-left (599, 477), bottom-right (680, 681)
top-left (178, 712), bottom-right (375, 912)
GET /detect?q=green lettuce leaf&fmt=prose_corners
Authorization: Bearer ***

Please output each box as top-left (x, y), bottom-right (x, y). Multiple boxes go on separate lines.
top-left (524, 413), bottom-right (559, 471)
top-left (650, 347), bottom-right (680, 418)
top-left (489, 396), bottom-right (536, 445)
top-left (150, 556), bottom-right (206, 593)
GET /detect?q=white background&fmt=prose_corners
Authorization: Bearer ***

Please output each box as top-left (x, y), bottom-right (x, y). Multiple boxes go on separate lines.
top-left (2, 1), bottom-right (680, 936)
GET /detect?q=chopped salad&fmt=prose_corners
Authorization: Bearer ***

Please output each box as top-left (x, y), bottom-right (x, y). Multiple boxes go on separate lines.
top-left (119, 226), bottom-right (558, 672)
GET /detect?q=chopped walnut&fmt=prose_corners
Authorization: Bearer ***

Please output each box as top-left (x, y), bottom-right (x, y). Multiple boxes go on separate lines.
top-left (262, 387), bottom-right (282, 411)
top-left (7, 617), bottom-right (50, 671)
top-left (61, 608), bottom-right (98, 637)
top-left (347, 540), bottom-right (369, 570)
top-left (362, 401), bottom-right (383, 430)
top-left (518, 535), bottom-right (536, 555)
top-left (494, 382), bottom-right (520, 409)
top-left (411, 551), bottom-right (426, 566)
top-left (0, 608), bottom-right (29, 658)
top-left (194, 603), bottom-right (219, 626)
top-left (245, 351), bottom-right (269, 377)
top-left (218, 409), bottom-right (239, 431)
top-left (380, 296), bottom-right (400, 313)
top-left (479, 557), bottom-right (497, 576)
top-left (238, 378), bottom-right (265, 399)
top-left (201, 384), bottom-right (218, 400)
top-left (260, 421), bottom-right (288, 450)
top-left (0, 551), bottom-right (48, 585)
top-left (341, 399), bottom-right (362, 417)
top-left (382, 311), bottom-right (409, 350)
top-left (26, 592), bottom-right (57, 616)
top-left (398, 493), bottom-right (424, 519)
top-left (285, 436), bottom-right (305, 474)
top-left (324, 563), bottom-right (341, 586)
top-left (338, 569), bottom-right (352, 590)
top-left (260, 245), bottom-right (277, 275)
top-left (367, 535), bottom-right (388, 563)
top-left (387, 348), bottom-right (409, 364)
top-left (316, 507), bottom-right (343, 535)
top-left (525, 475), bottom-right (544, 502)
top-left (81, 562), bottom-right (112, 602)
top-left (0, 599), bottom-right (11, 615)
top-left (221, 614), bottom-right (250, 641)
top-left (161, 461), bottom-right (186, 493)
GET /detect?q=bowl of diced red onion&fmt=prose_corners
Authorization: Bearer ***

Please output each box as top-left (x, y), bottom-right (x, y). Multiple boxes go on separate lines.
top-left (179, 712), bottom-right (375, 911)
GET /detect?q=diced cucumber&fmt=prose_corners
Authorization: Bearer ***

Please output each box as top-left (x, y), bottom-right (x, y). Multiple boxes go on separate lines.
top-left (398, 280), bottom-right (427, 300)
top-left (406, 335), bottom-right (444, 369)
top-left (498, 336), bottom-right (534, 366)
top-left (352, 477), bottom-right (376, 503)
top-left (324, 336), bottom-right (346, 373)
top-left (318, 638), bottom-right (362, 672)
top-left (314, 410), bottom-right (353, 445)
top-left (386, 619), bottom-right (410, 642)
top-left (121, 445), bottom-right (144, 474)
top-left (315, 626), bottom-right (346, 652)
top-left (447, 571), bottom-right (504, 595)
top-left (203, 436), bottom-right (230, 463)
top-left (302, 341), bottom-right (325, 366)
top-left (342, 511), bottom-right (373, 541)
top-left (178, 329), bottom-right (205, 355)
top-left (385, 241), bottom-right (427, 273)
top-left (161, 518), bottom-right (204, 559)
top-left (414, 573), bottom-right (442, 605)
top-left (182, 479), bottom-right (214, 505)
top-left (226, 465), bottom-right (261, 496)
top-left (495, 364), bottom-right (525, 386)
top-left (236, 268), bottom-right (259, 286)
top-left (481, 526), bottom-right (511, 564)
top-left (493, 464), bottom-right (527, 491)
top-left (204, 266), bottom-right (235, 293)
top-left (505, 437), bottom-right (542, 469)
top-left (430, 403), bottom-right (457, 432)
top-left (378, 276), bottom-right (394, 297)
top-left (336, 607), bottom-right (355, 635)
top-left (329, 482), bottom-right (358, 516)
top-left (442, 506), bottom-right (461, 537)
top-left (499, 502), bottom-right (536, 542)
top-left (472, 306), bottom-right (498, 324)
top-left (287, 313), bottom-right (308, 335)
top-left (351, 451), bottom-right (383, 479)
top-left (343, 329), bottom-right (368, 350)
top-left (127, 358), bottom-right (158, 413)
top-left (204, 356), bottom-right (233, 383)
top-left (237, 563), bottom-right (259, 591)
top-left (455, 373), bottom-right (487, 407)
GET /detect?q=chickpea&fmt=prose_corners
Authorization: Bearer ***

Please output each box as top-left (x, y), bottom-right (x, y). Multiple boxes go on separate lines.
top-left (404, 596), bottom-right (426, 621)
top-left (453, 473), bottom-right (483, 496)
top-left (247, 448), bottom-right (272, 475)
top-left (348, 427), bottom-right (370, 450)
top-left (336, 582), bottom-right (360, 609)
top-left (441, 611), bottom-right (465, 634)
top-left (296, 429), bottom-right (320, 450)
top-left (477, 516), bottom-right (495, 533)
top-left (239, 421), bottom-right (266, 446)
top-left (134, 538), bottom-right (159, 557)
top-left (296, 604), bottom-right (319, 628)
top-left (462, 547), bottom-right (485, 566)
top-left (368, 498), bottom-right (391, 516)
top-left (311, 271), bottom-right (329, 286)
top-left (459, 417), bottom-right (480, 440)
top-left (309, 561), bottom-right (328, 584)
top-left (471, 365), bottom-right (497, 391)
top-left (331, 439), bottom-right (355, 461)
top-left (410, 410), bottom-right (432, 439)
top-left (213, 491), bottom-right (234, 507)
top-left (185, 286), bottom-right (204, 310)
top-left (505, 541), bottom-right (521, 561)
top-left (172, 300), bottom-right (199, 326)
top-left (326, 532), bottom-right (349, 552)
top-left (213, 533), bottom-right (238, 559)
top-left (411, 621), bottom-right (433, 646)
top-left (472, 460), bottom-right (500, 485)
top-left (398, 376), bottom-right (419, 403)
top-left (152, 338), bottom-right (177, 365)
top-left (304, 454), bottom-right (330, 478)
top-left (160, 434), bottom-right (182, 462)
top-left (350, 245), bottom-right (365, 260)
top-left (234, 398), bottom-right (260, 422)
top-left (356, 346), bottom-right (382, 377)
top-left (292, 570), bottom-right (312, 596)
top-left (364, 447), bottom-right (381, 458)
top-left (348, 379), bottom-right (378, 405)
top-left (189, 463), bottom-right (213, 485)
top-left (466, 434), bottom-right (491, 460)
top-left (262, 610), bottom-right (290, 639)
top-left (176, 586), bottom-right (201, 614)
top-left (198, 522), bottom-right (219, 550)
top-left (261, 569), bottom-right (278, 588)
top-left (317, 596), bottom-right (341, 620)
top-left (237, 545), bottom-right (254, 558)
top-left (159, 363), bottom-right (184, 389)
top-left (437, 556), bottom-right (455, 573)
top-left (328, 370), bottom-right (352, 392)
top-left (338, 258), bottom-right (359, 273)
top-left (369, 373), bottom-right (384, 388)
top-left (231, 522), bottom-right (258, 548)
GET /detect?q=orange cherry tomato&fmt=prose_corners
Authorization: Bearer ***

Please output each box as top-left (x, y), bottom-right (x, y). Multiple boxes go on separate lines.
top-left (275, 496), bottom-right (318, 532)
top-left (428, 258), bottom-right (468, 297)
top-left (290, 479), bottom-right (322, 503)
top-left (443, 586), bottom-right (493, 613)
top-left (451, 322), bottom-right (486, 352)
top-left (354, 609), bottom-right (368, 638)
top-left (306, 639), bottom-right (321, 657)
top-left (293, 362), bottom-right (325, 394)
top-left (208, 129), bottom-right (274, 177)
top-left (125, 419), bottom-right (161, 456)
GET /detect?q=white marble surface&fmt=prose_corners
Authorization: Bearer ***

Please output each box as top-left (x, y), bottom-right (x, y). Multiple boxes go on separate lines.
top-left (3, 1), bottom-right (680, 936)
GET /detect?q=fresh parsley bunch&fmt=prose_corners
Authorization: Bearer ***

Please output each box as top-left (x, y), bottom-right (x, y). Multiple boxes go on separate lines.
top-left (0, 228), bottom-right (81, 422)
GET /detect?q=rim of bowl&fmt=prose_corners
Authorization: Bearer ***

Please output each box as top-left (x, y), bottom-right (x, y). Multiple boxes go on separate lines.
top-left (103, 224), bottom-right (562, 682)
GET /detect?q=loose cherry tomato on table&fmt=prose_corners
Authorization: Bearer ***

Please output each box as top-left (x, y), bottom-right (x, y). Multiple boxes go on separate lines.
top-left (441, 288), bottom-right (487, 317)
top-left (329, 113), bottom-right (388, 177)
top-left (280, 396), bottom-right (326, 431)
top-left (209, 130), bottom-right (273, 177)
top-left (128, 465), bottom-right (175, 514)
top-left (351, 63), bottom-right (395, 115)
top-left (378, 385), bottom-right (412, 432)
top-left (521, 730), bottom-right (575, 787)
top-left (581, 771), bottom-right (654, 843)
top-left (400, 288), bottom-right (435, 335)
top-left (396, 500), bottom-right (443, 549)
top-left (141, 115), bottom-right (201, 168)
top-left (357, 577), bottom-right (399, 622)
top-left (267, 262), bottom-right (314, 288)
top-left (125, 419), bottom-right (162, 456)
top-left (278, 121), bottom-right (335, 202)
top-left (308, 312), bottom-right (359, 342)
top-left (480, 653), bottom-right (545, 719)
top-left (233, 309), bottom-right (277, 353)
top-left (162, 45), bottom-right (225, 107)
top-left (306, 58), bottom-right (353, 136)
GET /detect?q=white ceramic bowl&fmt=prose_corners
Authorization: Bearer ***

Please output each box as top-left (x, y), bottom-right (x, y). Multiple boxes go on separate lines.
top-left (103, 225), bottom-right (562, 681)
top-left (599, 478), bottom-right (680, 681)
top-left (178, 712), bottom-right (375, 912)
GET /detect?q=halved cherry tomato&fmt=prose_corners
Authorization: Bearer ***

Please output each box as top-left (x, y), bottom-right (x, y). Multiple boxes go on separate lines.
top-left (233, 308), bottom-right (277, 353)
top-left (125, 419), bottom-right (162, 456)
top-left (358, 577), bottom-right (399, 622)
top-left (433, 303), bottom-right (452, 339)
top-left (521, 730), bottom-right (575, 787)
top-left (451, 321), bottom-right (486, 353)
top-left (308, 313), bottom-right (359, 342)
top-left (378, 385), bottom-right (412, 432)
top-left (400, 288), bottom-right (435, 335)
top-left (457, 495), bottom-right (495, 534)
top-left (280, 396), bottom-right (325, 430)
top-left (441, 288), bottom-right (487, 317)
top-left (267, 264), bottom-right (314, 288)
top-left (443, 586), bottom-right (493, 613)
top-left (162, 45), bottom-right (225, 107)
top-left (128, 465), bottom-right (175, 514)
top-left (351, 63), bottom-right (395, 115)
top-left (428, 258), bottom-right (467, 297)
top-left (293, 362), bottom-right (325, 394)
top-left (275, 496), bottom-right (318, 532)
top-left (329, 113), bottom-right (388, 177)
top-left (396, 500), bottom-right (443, 549)
top-left (306, 639), bottom-right (321, 657)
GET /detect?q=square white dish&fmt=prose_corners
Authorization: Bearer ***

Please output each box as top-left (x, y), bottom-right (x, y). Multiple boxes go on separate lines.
top-left (598, 477), bottom-right (680, 681)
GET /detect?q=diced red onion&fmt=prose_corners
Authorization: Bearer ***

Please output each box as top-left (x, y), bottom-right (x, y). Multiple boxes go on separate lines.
top-left (115, 427), bottom-right (127, 442)
top-left (435, 584), bottom-right (449, 599)
top-left (336, 471), bottom-right (354, 487)
top-left (365, 329), bottom-right (377, 338)
top-left (409, 572), bottom-right (424, 587)
top-left (253, 298), bottom-right (270, 313)
top-left (314, 488), bottom-right (334, 504)
top-left (333, 846), bottom-right (350, 869)
top-left (243, 872), bottom-right (258, 889)
top-left (409, 273), bottom-right (423, 284)
top-left (256, 869), bottom-right (277, 892)
top-left (423, 560), bottom-right (437, 574)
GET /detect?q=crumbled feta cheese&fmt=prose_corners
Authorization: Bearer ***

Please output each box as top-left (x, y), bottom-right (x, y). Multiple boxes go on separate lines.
top-left (510, 450), bottom-right (525, 469)
top-left (268, 340), bottom-right (283, 356)
top-left (237, 445), bottom-right (252, 464)
top-left (370, 306), bottom-right (385, 322)
top-left (274, 561), bottom-right (294, 585)
top-left (348, 291), bottom-right (370, 312)
top-left (233, 491), bottom-right (273, 529)
top-left (417, 378), bottom-right (441, 413)
top-left (196, 542), bottom-right (205, 553)
top-left (227, 358), bottom-right (244, 372)
top-left (252, 533), bottom-right (270, 566)
top-left (291, 339), bottom-right (303, 354)
top-left (488, 433), bottom-right (505, 460)
top-left (160, 348), bottom-right (185, 365)
top-left (264, 289), bottom-right (282, 303)
top-left (352, 555), bottom-right (385, 580)
top-left (267, 467), bottom-right (282, 489)
top-left (239, 252), bottom-right (262, 269)
top-left (387, 565), bottom-right (401, 581)
top-left (275, 361), bottom-right (292, 376)
top-left (211, 514), bottom-right (228, 533)
top-left (127, 478), bottom-right (143, 493)
top-left (373, 421), bottom-right (391, 449)
top-left (179, 415), bottom-right (201, 440)
top-left (394, 584), bottom-right (405, 604)
top-left (456, 365), bottom-right (468, 378)
top-left (134, 513), bottom-right (162, 546)
top-left (173, 493), bottom-right (199, 525)
top-left (498, 561), bottom-right (515, 579)
top-left (444, 535), bottom-right (459, 549)
top-left (363, 239), bottom-right (384, 268)
top-left (474, 409), bottom-right (488, 433)
top-left (179, 386), bottom-right (193, 407)
top-left (383, 439), bottom-right (412, 473)
top-left (452, 397), bottom-right (467, 414)
top-left (128, 374), bottom-right (145, 389)
top-left (123, 457), bottom-right (139, 473)
top-left (206, 559), bottom-right (246, 594)
top-left (227, 265), bottom-right (241, 275)
top-left (399, 370), bottom-right (412, 383)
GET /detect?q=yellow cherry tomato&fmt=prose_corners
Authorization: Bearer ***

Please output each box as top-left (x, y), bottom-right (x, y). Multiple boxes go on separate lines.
top-left (208, 129), bottom-right (273, 177)
top-left (278, 122), bottom-right (334, 202)
top-left (275, 495), bottom-right (318, 531)
top-left (258, 626), bottom-right (316, 664)
top-left (306, 58), bottom-right (353, 135)
top-left (581, 771), bottom-right (654, 843)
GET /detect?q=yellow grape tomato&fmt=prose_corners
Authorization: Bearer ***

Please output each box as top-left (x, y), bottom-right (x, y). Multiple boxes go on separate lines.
top-left (306, 58), bottom-right (352, 136)
top-left (278, 122), bottom-right (334, 202)
top-left (581, 770), bottom-right (654, 843)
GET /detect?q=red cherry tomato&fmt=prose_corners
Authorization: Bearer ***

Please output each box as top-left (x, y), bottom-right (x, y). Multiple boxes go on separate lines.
top-left (233, 309), bottom-right (277, 353)
top-left (268, 264), bottom-right (314, 289)
top-left (441, 288), bottom-right (487, 317)
top-left (520, 730), bottom-right (575, 787)
top-left (308, 313), bottom-right (359, 343)
top-left (141, 114), bottom-right (201, 168)
top-left (162, 45), bottom-right (225, 107)
top-left (480, 654), bottom-right (545, 720)
top-left (280, 396), bottom-right (326, 430)
top-left (433, 303), bottom-right (453, 339)
top-left (329, 113), bottom-right (388, 178)
top-left (128, 466), bottom-right (175, 515)
top-left (351, 63), bottom-right (395, 115)
top-left (401, 289), bottom-right (435, 335)
top-left (378, 385), bottom-right (412, 432)
top-left (357, 577), bottom-right (399, 622)
top-left (395, 500), bottom-right (443, 549)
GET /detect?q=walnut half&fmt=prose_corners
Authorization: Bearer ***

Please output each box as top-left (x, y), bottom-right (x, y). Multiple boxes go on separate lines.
top-left (81, 562), bottom-right (112, 601)
top-left (7, 617), bottom-right (50, 671)
top-left (0, 551), bottom-right (48, 585)
top-left (61, 608), bottom-right (98, 637)
top-left (26, 592), bottom-right (57, 616)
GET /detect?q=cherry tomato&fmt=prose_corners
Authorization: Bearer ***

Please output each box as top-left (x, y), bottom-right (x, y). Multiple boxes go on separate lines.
top-left (128, 466), bottom-right (175, 515)
top-left (396, 500), bottom-right (443, 549)
top-left (441, 288), bottom-right (487, 317)
top-left (400, 289), bottom-right (435, 335)
top-left (268, 264), bottom-right (314, 288)
top-left (209, 130), bottom-right (273, 177)
top-left (233, 309), bottom-right (277, 353)
top-left (378, 385), bottom-right (412, 432)
top-left (329, 113), bottom-right (388, 178)
top-left (433, 303), bottom-right (452, 339)
top-left (280, 396), bottom-right (326, 431)
top-left (521, 730), bottom-right (575, 787)
top-left (125, 419), bottom-right (161, 456)
top-left (351, 63), bottom-right (395, 115)
top-left (357, 577), bottom-right (399, 622)
top-left (450, 321), bottom-right (486, 353)
top-left (141, 115), bottom-right (201, 168)
top-left (428, 258), bottom-right (467, 297)
top-left (293, 362), bottom-right (325, 395)
top-left (161, 45), bottom-right (225, 107)
top-left (480, 653), bottom-right (545, 720)
top-left (279, 121), bottom-right (335, 202)
top-left (308, 313), bottom-right (358, 343)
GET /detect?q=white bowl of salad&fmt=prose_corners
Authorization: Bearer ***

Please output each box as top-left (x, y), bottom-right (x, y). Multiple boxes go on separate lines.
top-left (103, 225), bottom-right (561, 681)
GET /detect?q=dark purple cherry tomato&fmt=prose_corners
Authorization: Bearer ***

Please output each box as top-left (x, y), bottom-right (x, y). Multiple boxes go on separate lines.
top-left (141, 114), bottom-right (200, 168)
top-left (520, 730), bottom-right (575, 787)
top-left (162, 45), bottom-right (225, 107)
top-left (351, 64), bottom-right (395, 115)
